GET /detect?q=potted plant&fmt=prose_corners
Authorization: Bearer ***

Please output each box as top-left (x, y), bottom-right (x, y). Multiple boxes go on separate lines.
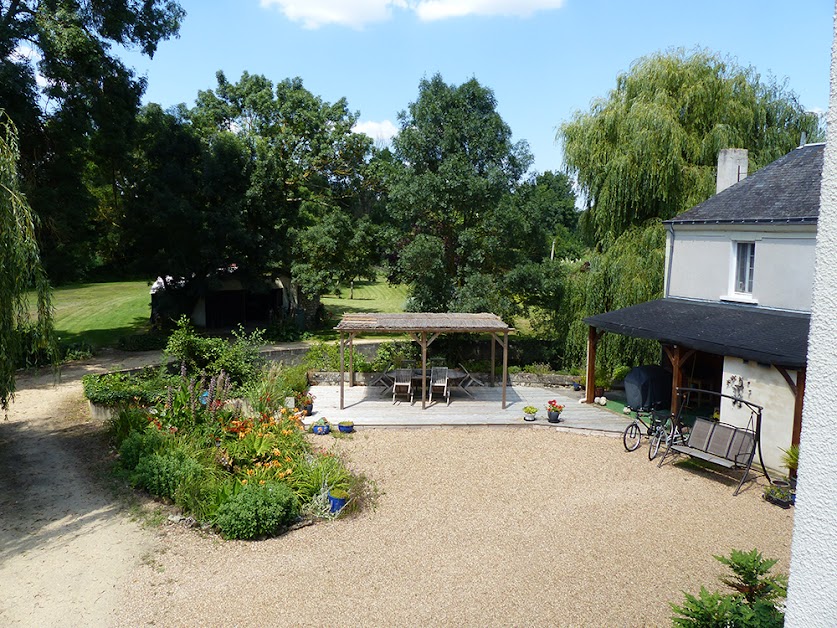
top-left (328, 488), bottom-right (349, 513)
top-left (338, 420), bottom-right (354, 433)
top-left (763, 481), bottom-right (792, 509)
top-left (311, 417), bottom-right (330, 435)
top-left (523, 405), bottom-right (538, 421)
top-left (546, 400), bottom-right (564, 423)
top-left (296, 391), bottom-right (315, 415)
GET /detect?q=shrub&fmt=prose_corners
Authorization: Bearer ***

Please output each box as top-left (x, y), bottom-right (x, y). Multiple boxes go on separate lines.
top-left (132, 451), bottom-right (204, 501)
top-left (671, 549), bottom-right (787, 627)
top-left (215, 481), bottom-right (298, 539)
top-left (83, 368), bottom-right (173, 406)
top-left (118, 428), bottom-right (169, 472)
top-left (523, 362), bottom-right (553, 375)
top-left (107, 407), bottom-right (152, 446)
top-left (290, 454), bottom-right (352, 501)
top-left (303, 340), bottom-right (372, 372)
top-left (611, 364), bottom-right (631, 384)
top-left (371, 341), bottom-right (419, 371)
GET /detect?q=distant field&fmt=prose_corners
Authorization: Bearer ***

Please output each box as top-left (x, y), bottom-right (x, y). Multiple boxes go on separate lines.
top-left (47, 281), bottom-right (151, 348)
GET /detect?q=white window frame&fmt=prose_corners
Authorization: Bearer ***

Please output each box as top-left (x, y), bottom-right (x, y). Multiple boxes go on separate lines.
top-left (722, 240), bottom-right (758, 304)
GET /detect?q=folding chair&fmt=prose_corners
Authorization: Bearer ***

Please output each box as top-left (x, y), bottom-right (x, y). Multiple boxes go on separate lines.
top-left (458, 363), bottom-right (485, 388)
top-left (392, 368), bottom-right (413, 404)
top-left (429, 367), bottom-right (450, 405)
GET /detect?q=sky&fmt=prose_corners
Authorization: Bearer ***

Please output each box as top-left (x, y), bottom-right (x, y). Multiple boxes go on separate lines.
top-left (117, 0), bottom-right (835, 174)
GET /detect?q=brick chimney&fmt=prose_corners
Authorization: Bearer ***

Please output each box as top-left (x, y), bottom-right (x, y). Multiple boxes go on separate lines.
top-left (716, 148), bottom-right (748, 193)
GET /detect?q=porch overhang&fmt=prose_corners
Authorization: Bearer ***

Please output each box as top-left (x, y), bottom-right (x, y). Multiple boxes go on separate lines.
top-left (583, 298), bottom-right (810, 369)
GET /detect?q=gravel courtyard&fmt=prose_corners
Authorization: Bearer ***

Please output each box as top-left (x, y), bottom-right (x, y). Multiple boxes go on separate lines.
top-left (114, 426), bottom-right (793, 626)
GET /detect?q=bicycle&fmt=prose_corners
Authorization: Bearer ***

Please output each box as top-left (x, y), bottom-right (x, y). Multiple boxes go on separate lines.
top-left (647, 413), bottom-right (687, 460)
top-left (622, 409), bottom-right (671, 454)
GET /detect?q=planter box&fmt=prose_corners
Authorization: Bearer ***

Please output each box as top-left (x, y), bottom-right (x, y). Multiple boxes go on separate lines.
top-left (88, 401), bottom-right (120, 423)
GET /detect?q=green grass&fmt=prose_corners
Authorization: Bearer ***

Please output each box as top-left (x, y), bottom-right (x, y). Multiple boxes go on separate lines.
top-left (48, 281), bottom-right (152, 348)
top-left (311, 277), bottom-right (409, 341)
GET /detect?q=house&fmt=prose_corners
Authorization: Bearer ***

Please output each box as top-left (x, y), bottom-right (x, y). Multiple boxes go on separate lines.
top-left (584, 144), bottom-right (823, 471)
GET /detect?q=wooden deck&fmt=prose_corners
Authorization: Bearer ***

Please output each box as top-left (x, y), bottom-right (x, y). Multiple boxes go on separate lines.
top-left (306, 384), bottom-right (632, 433)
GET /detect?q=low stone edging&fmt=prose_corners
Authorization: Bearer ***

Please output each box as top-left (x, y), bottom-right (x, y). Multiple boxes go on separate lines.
top-left (308, 370), bottom-right (579, 388)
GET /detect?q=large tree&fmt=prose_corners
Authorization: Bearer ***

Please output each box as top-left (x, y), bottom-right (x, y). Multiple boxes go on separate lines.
top-left (388, 74), bottom-right (534, 312)
top-left (0, 112), bottom-right (54, 412)
top-left (0, 0), bottom-right (185, 280)
top-left (560, 49), bottom-right (822, 244)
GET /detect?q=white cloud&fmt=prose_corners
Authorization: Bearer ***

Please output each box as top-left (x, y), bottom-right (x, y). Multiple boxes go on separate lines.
top-left (353, 119), bottom-right (399, 143)
top-left (261, 0), bottom-right (564, 28)
top-left (260, 0), bottom-right (407, 29)
top-left (413, 0), bottom-right (565, 21)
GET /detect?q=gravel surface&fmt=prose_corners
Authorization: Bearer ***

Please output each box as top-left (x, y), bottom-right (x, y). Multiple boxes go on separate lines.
top-left (114, 427), bottom-right (794, 627)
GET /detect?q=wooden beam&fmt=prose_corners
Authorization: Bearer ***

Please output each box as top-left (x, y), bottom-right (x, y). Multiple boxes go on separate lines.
top-left (774, 365), bottom-right (798, 397)
top-left (339, 332), bottom-right (345, 410)
top-left (663, 345), bottom-right (694, 415)
top-left (426, 332), bottom-right (440, 346)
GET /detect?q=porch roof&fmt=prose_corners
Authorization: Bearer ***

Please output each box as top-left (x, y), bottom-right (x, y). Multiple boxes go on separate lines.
top-left (334, 312), bottom-right (510, 334)
top-left (584, 298), bottom-right (810, 368)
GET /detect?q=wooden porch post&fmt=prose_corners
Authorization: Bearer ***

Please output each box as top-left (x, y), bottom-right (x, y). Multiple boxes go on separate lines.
top-left (491, 334), bottom-right (496, 387)
top-left (339, 332), bottom-right (345, 409)
top-left (502, 331), bottom-right (508, 409)
top-left (585, 326), bottom-right (598, 403)
top-left (349, 332), bottom-right (355, 387)
top-left (663, 345), bottom-right (694, 416)
top-left (421, 332), bottom-right (427, 410)
top-left (792, 367), bottom-right (806, 448)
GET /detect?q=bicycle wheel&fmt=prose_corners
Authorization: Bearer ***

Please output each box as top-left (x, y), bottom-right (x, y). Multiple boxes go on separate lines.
top-left (648, 428), bottom-right (664, 460)
top-left (623, 422), bottom-right (642, 452)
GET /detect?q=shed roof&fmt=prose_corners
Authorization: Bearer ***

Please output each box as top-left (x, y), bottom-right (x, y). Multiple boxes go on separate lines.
top-left (584, 298), bottom-right (810, 368)
top-left (666, 143), bottom-right (824, 225)
top-left (334, 312), bottom-right (510, 334)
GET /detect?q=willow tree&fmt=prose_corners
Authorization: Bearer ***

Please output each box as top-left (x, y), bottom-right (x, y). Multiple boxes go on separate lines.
top-left (0, 113), bottom-right (54, 412)
top-left (560, 48), bottom-right (822, 243)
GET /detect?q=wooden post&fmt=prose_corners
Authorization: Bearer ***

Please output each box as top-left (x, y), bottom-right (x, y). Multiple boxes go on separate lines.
top-left (585, 326), bottom-right (597, 403)
top-left (349, 332), bottom-right (355, 387)
top-left (792, 367), bottom-right (806, 448)
top-left (339, 332), bottom-right (345, 410)
top-left (491, 334), bottom-right (496, 387)
top-left (421, 332), bottom-right (427, 410)
top-left (502, 331), bottom-right (508, 409)
top-left (663, 345), bottom-right (693, 416)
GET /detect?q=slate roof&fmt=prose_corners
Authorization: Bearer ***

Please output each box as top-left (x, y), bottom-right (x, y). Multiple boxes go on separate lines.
top-left (584, 298), bottom-right (810, 368)
top-left (667, 143), bottom-right (824, 225)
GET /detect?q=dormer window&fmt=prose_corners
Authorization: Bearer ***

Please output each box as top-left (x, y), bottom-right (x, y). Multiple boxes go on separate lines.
top-left (735, 241), bottom-right (755, 294)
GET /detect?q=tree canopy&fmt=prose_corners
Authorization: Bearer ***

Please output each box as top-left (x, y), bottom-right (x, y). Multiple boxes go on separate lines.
top-left (560, 49), bottom-right (822, 244)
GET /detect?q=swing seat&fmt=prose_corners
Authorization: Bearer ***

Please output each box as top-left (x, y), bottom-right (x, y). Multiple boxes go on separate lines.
top-left (661, 416), bottom-right (757, 495)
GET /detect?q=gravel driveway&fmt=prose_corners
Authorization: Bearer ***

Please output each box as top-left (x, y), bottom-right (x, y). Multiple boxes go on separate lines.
top-left (113, 426), bottom-right (793, 626)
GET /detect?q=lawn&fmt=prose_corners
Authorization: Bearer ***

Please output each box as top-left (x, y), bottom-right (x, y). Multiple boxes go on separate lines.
top-left (320, 276), bottom-right (408, 316)
top-left (48, 281), bottom-right (152, 348)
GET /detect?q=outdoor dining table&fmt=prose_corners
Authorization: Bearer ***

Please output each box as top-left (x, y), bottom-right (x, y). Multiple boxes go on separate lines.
top-left (410, 368), bottom-right (473, 402)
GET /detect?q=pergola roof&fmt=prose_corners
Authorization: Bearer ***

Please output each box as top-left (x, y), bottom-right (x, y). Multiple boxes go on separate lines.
top-left (334, 312), bottom-right (511, 334)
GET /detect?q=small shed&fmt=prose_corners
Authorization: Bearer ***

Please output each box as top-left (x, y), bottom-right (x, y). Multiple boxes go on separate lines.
top-left (334, 313), bottom-right (512, 409)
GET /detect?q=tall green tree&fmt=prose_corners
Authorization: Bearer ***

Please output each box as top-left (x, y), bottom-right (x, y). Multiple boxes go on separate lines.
top-left (560, 49), bottom-right (822, 244)
top-left (0, 112), bottom-right (54, 411)
top-left (0, 0), bottom-right (185, 280)
top-left (388, 74), bottom-right (533, 312)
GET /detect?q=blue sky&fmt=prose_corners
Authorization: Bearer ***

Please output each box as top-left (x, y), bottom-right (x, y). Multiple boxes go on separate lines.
top-left (118, 0), bottom-right (834, 174)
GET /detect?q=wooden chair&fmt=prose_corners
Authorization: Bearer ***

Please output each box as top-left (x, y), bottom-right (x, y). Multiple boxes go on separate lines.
top-left (429, 367), bottom-right (450, 405)
top-left (392, 368), bottom-right (413, 404)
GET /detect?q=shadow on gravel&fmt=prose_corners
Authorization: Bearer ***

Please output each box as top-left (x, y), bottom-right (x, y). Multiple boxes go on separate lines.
top-left (0, 417), bottom-right (125, 561)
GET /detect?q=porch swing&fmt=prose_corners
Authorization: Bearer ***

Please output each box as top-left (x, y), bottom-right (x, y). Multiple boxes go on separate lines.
top-left (658, 388), bottom-right (771, 495)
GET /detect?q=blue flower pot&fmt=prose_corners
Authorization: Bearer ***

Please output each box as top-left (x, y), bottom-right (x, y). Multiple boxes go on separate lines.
top-left (328, 493), bottom-right (348, 513)
top-left (312, 424), bottom-right (330, 435)
top-left (547, 411), bottom-right (562, 423)
top-left (338, 424), bottom-right (354, 433)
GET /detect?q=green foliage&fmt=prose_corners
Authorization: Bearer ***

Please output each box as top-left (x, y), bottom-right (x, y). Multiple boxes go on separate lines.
top-left (302, 340), bottom-right (370, 372)
top-left (214, 481), bottom-right (298, 540)
top-left (118, 428), bottom-right (170, 473)
top-left (290, 454), bottom-right (353, 502)
top-left (561, 48), bottom-right (822, 244)
top-left (108, 407), bottom-right (155, 448)
top-left (388, 74), bottom-right (536, 312)
top-left (83, 368), bottom-right (173, 407)
top-left (132, 451), bottom-right (204, 501)
top-left (164, 317), bottom-right (264, 388)
top-left (0, 113), bottom-right (56, 410)
top-left (780, 445), bottom-right (799, 472)
top-left (117, 333), bottom-right (169, 352)
top-left (611, 365), bottom-right (632, 383)
top-left (671, 549), bottom-right (787, 627)
top-left (244, 363), bottom-right (294, 416)
top-left (371, 341), bottom-right (420, 371)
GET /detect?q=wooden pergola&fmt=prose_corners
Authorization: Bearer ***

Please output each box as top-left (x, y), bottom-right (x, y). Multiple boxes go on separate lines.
top-left (334, 313), bottom-right (512, 409)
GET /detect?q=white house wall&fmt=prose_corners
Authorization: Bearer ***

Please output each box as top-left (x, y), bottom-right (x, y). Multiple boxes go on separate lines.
top-left (666, 225), bottom-right (817, 312)
top-left (720, 356), bottom-right (795, 473)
